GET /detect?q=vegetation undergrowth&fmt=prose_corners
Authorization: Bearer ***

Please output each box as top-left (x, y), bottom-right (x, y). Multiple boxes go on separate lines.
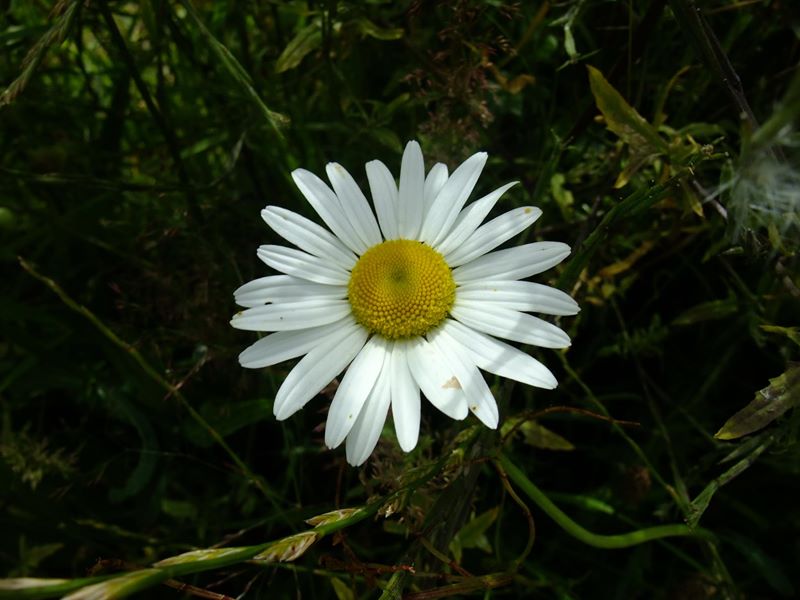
top-left (1, 1), bottom-right (798, 598)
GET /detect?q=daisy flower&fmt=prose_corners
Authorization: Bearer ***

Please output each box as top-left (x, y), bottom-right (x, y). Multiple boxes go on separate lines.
top-left (232, 141), bottom-right (578, 466)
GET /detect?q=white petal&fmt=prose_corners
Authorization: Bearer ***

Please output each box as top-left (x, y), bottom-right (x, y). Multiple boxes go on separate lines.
top-left (261, 206), bottom-right (357, 271)
top-left (441, 319), bottom-right (558, 389)
top-left (423, 163), bottom-right (448, 216)
top-left (451, 301), bottom-right (571, 348)
top-left (231, 299), bottom-right (350, 331)
top-left (291, 168), bottom-right (368, 254)
top-left (273, 325), bottom-right (369, 420)
top-left (366, 160), bottom-right (398, 240)
top-left (326, 163), bottom-right (382, 248)
top-left (445, 205), bottom-right (541, 267)
top-left (325, 336), bottom-right (390, 449)
top-left (453, 242), bottom-right (570, 284)
top-left (456, 280), bottom-right (580, 316)
top-left (257, 245), bottom-right (350, 285)
top-left (420, 152), bottom-right (488, 246)
top-left (435, 182), bottom-right (518, 256)
top-left (345, 364), bottom-right (392, 466)
top-left (397, 141), bottom-right (425, 239)
top-left (390, 341), bottom-right (421, 452)
top-left (234, 275), bottom-right (346, 308)
top-left (238, 317), bottom-right (357, 368)
top-left (406, 337), bottom-right (468, 420)
top-left (429, 329), bottom-right (499, 428)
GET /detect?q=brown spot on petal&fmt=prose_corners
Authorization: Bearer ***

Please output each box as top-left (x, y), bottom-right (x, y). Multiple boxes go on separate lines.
top-left (442, 376), bottom-right (461, 389)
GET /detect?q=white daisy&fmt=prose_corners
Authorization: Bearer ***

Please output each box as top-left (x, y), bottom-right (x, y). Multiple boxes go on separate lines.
top-left (232, 141), bottom-right (578, 466)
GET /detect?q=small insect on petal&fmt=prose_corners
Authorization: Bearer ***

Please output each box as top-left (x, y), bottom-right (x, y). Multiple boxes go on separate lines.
top-left (442, 376), bottom-right (462, 389)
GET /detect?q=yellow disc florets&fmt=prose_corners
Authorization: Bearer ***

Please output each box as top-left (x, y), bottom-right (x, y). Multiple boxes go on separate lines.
top-left (348, 239), bottom-right (456, 339)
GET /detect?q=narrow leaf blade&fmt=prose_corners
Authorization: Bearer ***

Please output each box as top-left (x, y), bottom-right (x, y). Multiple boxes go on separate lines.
top-left (715, 367), bottom-right (800, 440)
top-left (587, 65), bottom-right (669, 155)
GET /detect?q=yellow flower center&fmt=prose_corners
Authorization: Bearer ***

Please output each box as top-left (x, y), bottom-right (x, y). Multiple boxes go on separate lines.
top-left (348, 239), bottom-right (456, 339)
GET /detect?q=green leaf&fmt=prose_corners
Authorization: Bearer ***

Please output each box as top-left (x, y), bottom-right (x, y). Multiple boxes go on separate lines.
top-left (761, 325), bottom-right (800, 348)
top-left (276, 22), bottom-right (323, 73)
top-left (715, 366), bottom-right (800, 440)
top-left (521, 421), bottom-right (575, 451)
top-left (672, 295), bottom-right (739, 326)
top-left (0, 206), bottom-right (16, 230)
top-left (160, 499), bottom-right (198, 521)
top-left (251, 532), bottom-right (318, 563)
top-left (354, 17), bottom-right (404, 40)
top-left (62, 570), bottom-right (167, 600)
top-left (450, 506), bottom-right (499, 560)
top-left (368, 128), bottom-right (403, 153)
top-left (687, 433), bottom-right (775, 527)
top-left (331, 577), bottom-right (356, 600)
top-left (0, 576), bottom-right (113, 600)
top-left (726, 534), bottom-right (795, 597)
top-left (613, 151), bottom-right (654, 189)
top-left (587, 65), bottom-right (668, 155)
top-left (0, 577), bottom-right (68, 594)
top-left (550, 173), bottom-right (574, 219)
top-left (305, 507), bottom-right (363, 528)
top-left (153, 546), bottom-right (254, 568)
top-left (10, 539), bottom-right (63, 577)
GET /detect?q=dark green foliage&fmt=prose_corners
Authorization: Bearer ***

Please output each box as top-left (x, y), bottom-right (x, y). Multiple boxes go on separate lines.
top-left (1, 1), bottom-right (799, 598)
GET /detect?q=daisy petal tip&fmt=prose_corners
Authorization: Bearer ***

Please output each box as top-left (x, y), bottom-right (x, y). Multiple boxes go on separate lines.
top-left (541, 376), bottom-right (558, 390)
top-left (324, 429), bottom-right (344, 451)
top-left (346, 453), bottom-right (368, 468)
top-left (260, 206), bottom-right (280, 221)
top-left (553, 329), bottom-right (572, 348)
top-left (325, 162), bottom-right (345, 175)
top-left (527, 206), bottom-right (543, 218)
top-left (480, 413), bottom-right (499, 430)
top-left (474, 151), bottom-right (489, 164)
top-left (290, 168), bottom-right (307, 181)
top-left (273, 406), bottom-right (291, 421)
top-left (397, 437), bottom-right (418, 454)
top-left (236, 350), bottom-right (250, 368)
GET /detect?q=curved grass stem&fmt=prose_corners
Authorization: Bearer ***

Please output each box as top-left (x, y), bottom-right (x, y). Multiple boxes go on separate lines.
top-left (497, 453), bottom-right (713, 549)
